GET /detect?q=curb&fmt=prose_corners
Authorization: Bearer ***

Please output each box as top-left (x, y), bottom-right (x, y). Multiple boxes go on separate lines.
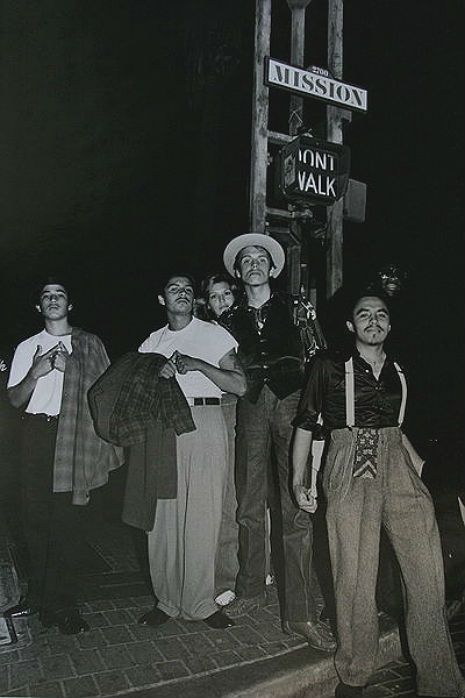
top-left (224, 622), bottom-right (401, 698)
top-left (121, 621), bottom-right (401, 698)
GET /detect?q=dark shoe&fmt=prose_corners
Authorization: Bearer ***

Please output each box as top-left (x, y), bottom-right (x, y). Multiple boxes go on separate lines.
top-left (203, 610), bottom-right (235, 629)
top-left (138, 607), bottom-right (171, 627)
top-left (335, 682), bottom-right (364, 697)
top-left (5, 597), bottom-right (38, 618)
top-left (282, 619), bottom-right (337, 653)
top-left (223, 593), bottom-right (266, 619)
top-left (41, 609), bottom-right (89, 635)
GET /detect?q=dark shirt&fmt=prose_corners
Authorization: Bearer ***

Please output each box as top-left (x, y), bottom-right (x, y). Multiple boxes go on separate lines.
top-left (221, 292), bottom-right (304, 402)
top-left (294, 351), bottom-right (404, 432)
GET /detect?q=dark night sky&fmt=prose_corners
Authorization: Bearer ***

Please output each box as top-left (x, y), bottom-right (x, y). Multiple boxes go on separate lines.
top-left (1, 0), bottom-right (463, 433)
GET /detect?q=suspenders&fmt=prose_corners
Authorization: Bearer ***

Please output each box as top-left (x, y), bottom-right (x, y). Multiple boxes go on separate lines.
top-left (395, 362), bottom-right (407, 426)
top-left (344, 358), bottom-right (407, 428)
top-left (311, 358), bottom-right (408, 495)
top-left (344, 359), bottom-right (356, 427)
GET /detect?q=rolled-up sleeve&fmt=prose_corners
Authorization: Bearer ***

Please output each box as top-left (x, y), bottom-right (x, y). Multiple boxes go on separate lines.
top-left (293, 356), bottom-right (326, 431)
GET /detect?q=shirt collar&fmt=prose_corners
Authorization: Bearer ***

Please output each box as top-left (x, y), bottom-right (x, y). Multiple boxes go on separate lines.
top-left (352, 348), bottom-right (396, 371)
top-left (241, 290), bottom-right (285, 311)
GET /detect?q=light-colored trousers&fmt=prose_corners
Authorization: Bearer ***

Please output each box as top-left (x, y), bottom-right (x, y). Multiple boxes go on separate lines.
top-left (148, 405), bottom-right (228, 620)
top-left (324, 427), bottom-right (465, 696)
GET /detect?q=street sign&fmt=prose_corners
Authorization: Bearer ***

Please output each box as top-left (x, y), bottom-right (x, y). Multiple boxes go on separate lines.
top-left (265, 58), bottom-right (368, 113)
top-left (277, 134), bottom-right (350, 205)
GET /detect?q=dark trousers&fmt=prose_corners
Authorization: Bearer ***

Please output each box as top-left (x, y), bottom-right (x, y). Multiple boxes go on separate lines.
top-left (235, 386), bottom-right (316, 622)
top-left (215, 401), bottom-right (239, 595)
top-left (21, 415), bottom-right (83, 615)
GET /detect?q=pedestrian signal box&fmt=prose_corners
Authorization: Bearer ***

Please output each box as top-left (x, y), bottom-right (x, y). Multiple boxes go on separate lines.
top-left (277, 135), bottom-right (350, 205)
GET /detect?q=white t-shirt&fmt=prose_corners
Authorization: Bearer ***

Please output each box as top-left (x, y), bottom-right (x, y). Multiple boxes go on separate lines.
top-left (8, 329), bottom-right (73, 416)
top-left (139, 317), bottom-right (238, 398)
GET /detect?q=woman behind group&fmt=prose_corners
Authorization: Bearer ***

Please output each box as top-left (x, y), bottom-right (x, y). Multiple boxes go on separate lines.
top-left (197, 273), bottom-right (238, 325)
top-left (197, 273), bottom-right (239, 605)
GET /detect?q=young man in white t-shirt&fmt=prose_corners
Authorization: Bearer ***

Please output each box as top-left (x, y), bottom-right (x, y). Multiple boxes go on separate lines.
top-left (6, 280), bottom-right (122, 635)
top-left (138, 273), bottom-right (246, 630)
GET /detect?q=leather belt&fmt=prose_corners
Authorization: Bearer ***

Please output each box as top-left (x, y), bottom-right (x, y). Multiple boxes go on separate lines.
top-left (186, 397), bottom-right (221, 406)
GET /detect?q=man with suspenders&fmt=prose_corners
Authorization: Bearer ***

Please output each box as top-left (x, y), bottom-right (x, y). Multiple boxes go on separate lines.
top-left (292, 292), bottom-right (465, 697)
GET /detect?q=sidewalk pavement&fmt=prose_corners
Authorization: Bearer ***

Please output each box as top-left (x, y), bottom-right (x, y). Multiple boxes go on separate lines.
top-left (0, 512), bottom-right (463, 698)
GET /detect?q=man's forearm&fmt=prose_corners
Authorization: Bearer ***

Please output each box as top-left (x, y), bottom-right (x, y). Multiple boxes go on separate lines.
top-left (8, 370), bottom-right (38, 409)
top-left (194, 359), bottom-right (247, 396)
top-left (292, 427), bottom-right (313, 487)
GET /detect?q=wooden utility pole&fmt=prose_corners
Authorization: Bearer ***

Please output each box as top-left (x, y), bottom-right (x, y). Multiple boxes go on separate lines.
top-left (286, 0), bottom-right (313, 298)
top-left (249, 0), bottom-right (314, 295)
top-left (250, 0), bottom-right (364, 303)
top-left (326, 0), bottom-right (346, 298)
top-left (249, 0), bottom-right (271, 234)
top-left (287, 0), bottom-right (312, 137)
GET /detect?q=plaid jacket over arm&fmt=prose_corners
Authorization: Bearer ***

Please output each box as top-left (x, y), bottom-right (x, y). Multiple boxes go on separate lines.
top-left (88, 352), bottom-right (196, 531)
top-left (54, 328), bottom-right (124, 504)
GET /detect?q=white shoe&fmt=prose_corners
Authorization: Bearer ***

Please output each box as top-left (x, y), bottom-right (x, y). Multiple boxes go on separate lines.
top-left (215, 590), bottom-right (236, 607)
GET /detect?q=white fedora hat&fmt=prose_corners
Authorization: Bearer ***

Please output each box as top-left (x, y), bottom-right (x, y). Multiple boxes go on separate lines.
top-left (223, 233), bottom-right (286, 277)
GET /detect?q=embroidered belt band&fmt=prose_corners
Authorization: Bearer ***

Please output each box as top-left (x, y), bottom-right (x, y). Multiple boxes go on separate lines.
top-left (353, 427), bottom-right (380, 479)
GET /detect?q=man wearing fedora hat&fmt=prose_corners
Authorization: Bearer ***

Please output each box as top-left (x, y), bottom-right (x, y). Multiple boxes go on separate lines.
top-left (221, 234), bottom-right (334, 652)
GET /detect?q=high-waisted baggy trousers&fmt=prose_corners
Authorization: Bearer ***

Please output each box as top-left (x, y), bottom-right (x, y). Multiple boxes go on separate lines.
top-left (147, 405), bottom-right (228, 620)
top-left (324, 427), bottom-right (465, 696)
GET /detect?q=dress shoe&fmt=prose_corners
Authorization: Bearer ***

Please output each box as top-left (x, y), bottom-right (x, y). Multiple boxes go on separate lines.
top-left (223, 593), bottom-right (266, 619)
top-left (138, 607), bottom-right (171, 627)
top-left (282, 619), bottom-right (336, 653)
top-left (41, 609), bottom-right (89, 635)
top-left (5, 597), bottom-right (38, 618)
top-left (203, 610), bottom-right (235, 629)
top-left (335, 681), bottom-right (365, 697)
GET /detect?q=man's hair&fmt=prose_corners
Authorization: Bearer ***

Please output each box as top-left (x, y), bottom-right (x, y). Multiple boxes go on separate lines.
top-left (159, 272), bottom-right (196, 295)
top-left (233, 246), bottom-right (275, 274)
top-left (345, 288), bottom-right (391, 322)
top-left (33, 276), bottom-right (72, 305)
